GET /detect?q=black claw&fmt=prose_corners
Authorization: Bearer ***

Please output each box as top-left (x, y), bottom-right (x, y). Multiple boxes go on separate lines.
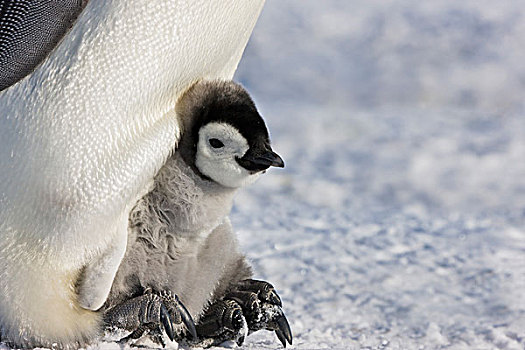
top-left (160, 304), bottom-right (175, 342)
top-left (275, 329), bottom-right (287, 348)
top-left (277, 315), bottom-right (292, 345)
top-left (269, 292), bottom-right (282, 307)
top-left (177, 300), bottom-right (197, 340)
top-left (236, 335), bottom-right (245, 346)
top-left (231, 308), bottom-right (244, 330)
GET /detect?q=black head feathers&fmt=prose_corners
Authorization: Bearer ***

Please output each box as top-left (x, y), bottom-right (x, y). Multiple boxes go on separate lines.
top-left (176, 80), bottom-right (283, 175)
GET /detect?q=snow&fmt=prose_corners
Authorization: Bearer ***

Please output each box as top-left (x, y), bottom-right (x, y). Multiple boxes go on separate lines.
top-left (228, 1), bottom-right (525, 349)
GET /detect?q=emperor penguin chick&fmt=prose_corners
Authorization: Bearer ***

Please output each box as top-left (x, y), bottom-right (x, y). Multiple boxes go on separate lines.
top-left (104, 81), bottom-right (292, 348)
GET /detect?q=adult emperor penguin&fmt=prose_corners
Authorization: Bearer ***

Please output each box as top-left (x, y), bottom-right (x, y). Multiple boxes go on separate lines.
top-left (103, 80), bottom-right (292, 348)
top-left (0, 1), bottom-right (265, 348)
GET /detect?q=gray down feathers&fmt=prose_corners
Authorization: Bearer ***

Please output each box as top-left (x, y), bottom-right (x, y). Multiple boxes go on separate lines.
top-left (105, 151), bottom-right (252, 322)
top-left (105, 80), bottom-right (261, 329)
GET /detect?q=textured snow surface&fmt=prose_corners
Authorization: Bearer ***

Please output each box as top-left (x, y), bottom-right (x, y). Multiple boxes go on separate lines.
top-left (8, 1), bottom-right (525, 350)
top-left (230, 1), bottom-right (525, 349)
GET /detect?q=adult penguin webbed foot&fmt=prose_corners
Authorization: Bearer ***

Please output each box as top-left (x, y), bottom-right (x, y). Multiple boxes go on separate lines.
top-left (103, 288), bottom-right (197, 345)
top-left (193, 279), bottom-right (293, 348)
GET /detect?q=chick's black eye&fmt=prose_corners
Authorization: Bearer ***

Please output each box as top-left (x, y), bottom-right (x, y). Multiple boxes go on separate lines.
top-left (209, 138), bottom-right (224, 148)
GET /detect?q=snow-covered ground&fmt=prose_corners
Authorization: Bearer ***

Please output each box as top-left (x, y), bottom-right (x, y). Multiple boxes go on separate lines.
top-left (229, 1), bottom-right (525, 349)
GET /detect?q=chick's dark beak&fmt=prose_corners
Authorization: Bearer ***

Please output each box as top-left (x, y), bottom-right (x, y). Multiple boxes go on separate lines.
top-left (236, 149), bottom-right (285, 172)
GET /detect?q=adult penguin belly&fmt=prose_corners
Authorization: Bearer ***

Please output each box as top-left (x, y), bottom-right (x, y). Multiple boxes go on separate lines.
top-left (0, 1), bottom-right (265, 348)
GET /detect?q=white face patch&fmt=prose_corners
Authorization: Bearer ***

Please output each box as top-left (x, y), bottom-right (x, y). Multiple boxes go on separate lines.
top-left (195, 122), bottom-right (261, 188)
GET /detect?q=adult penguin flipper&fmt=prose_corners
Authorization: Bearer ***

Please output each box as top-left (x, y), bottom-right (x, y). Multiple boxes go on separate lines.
top-left (0, 0), bottom-right (89, 91)
top-left (76, 220), bottom-right (128, 311)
